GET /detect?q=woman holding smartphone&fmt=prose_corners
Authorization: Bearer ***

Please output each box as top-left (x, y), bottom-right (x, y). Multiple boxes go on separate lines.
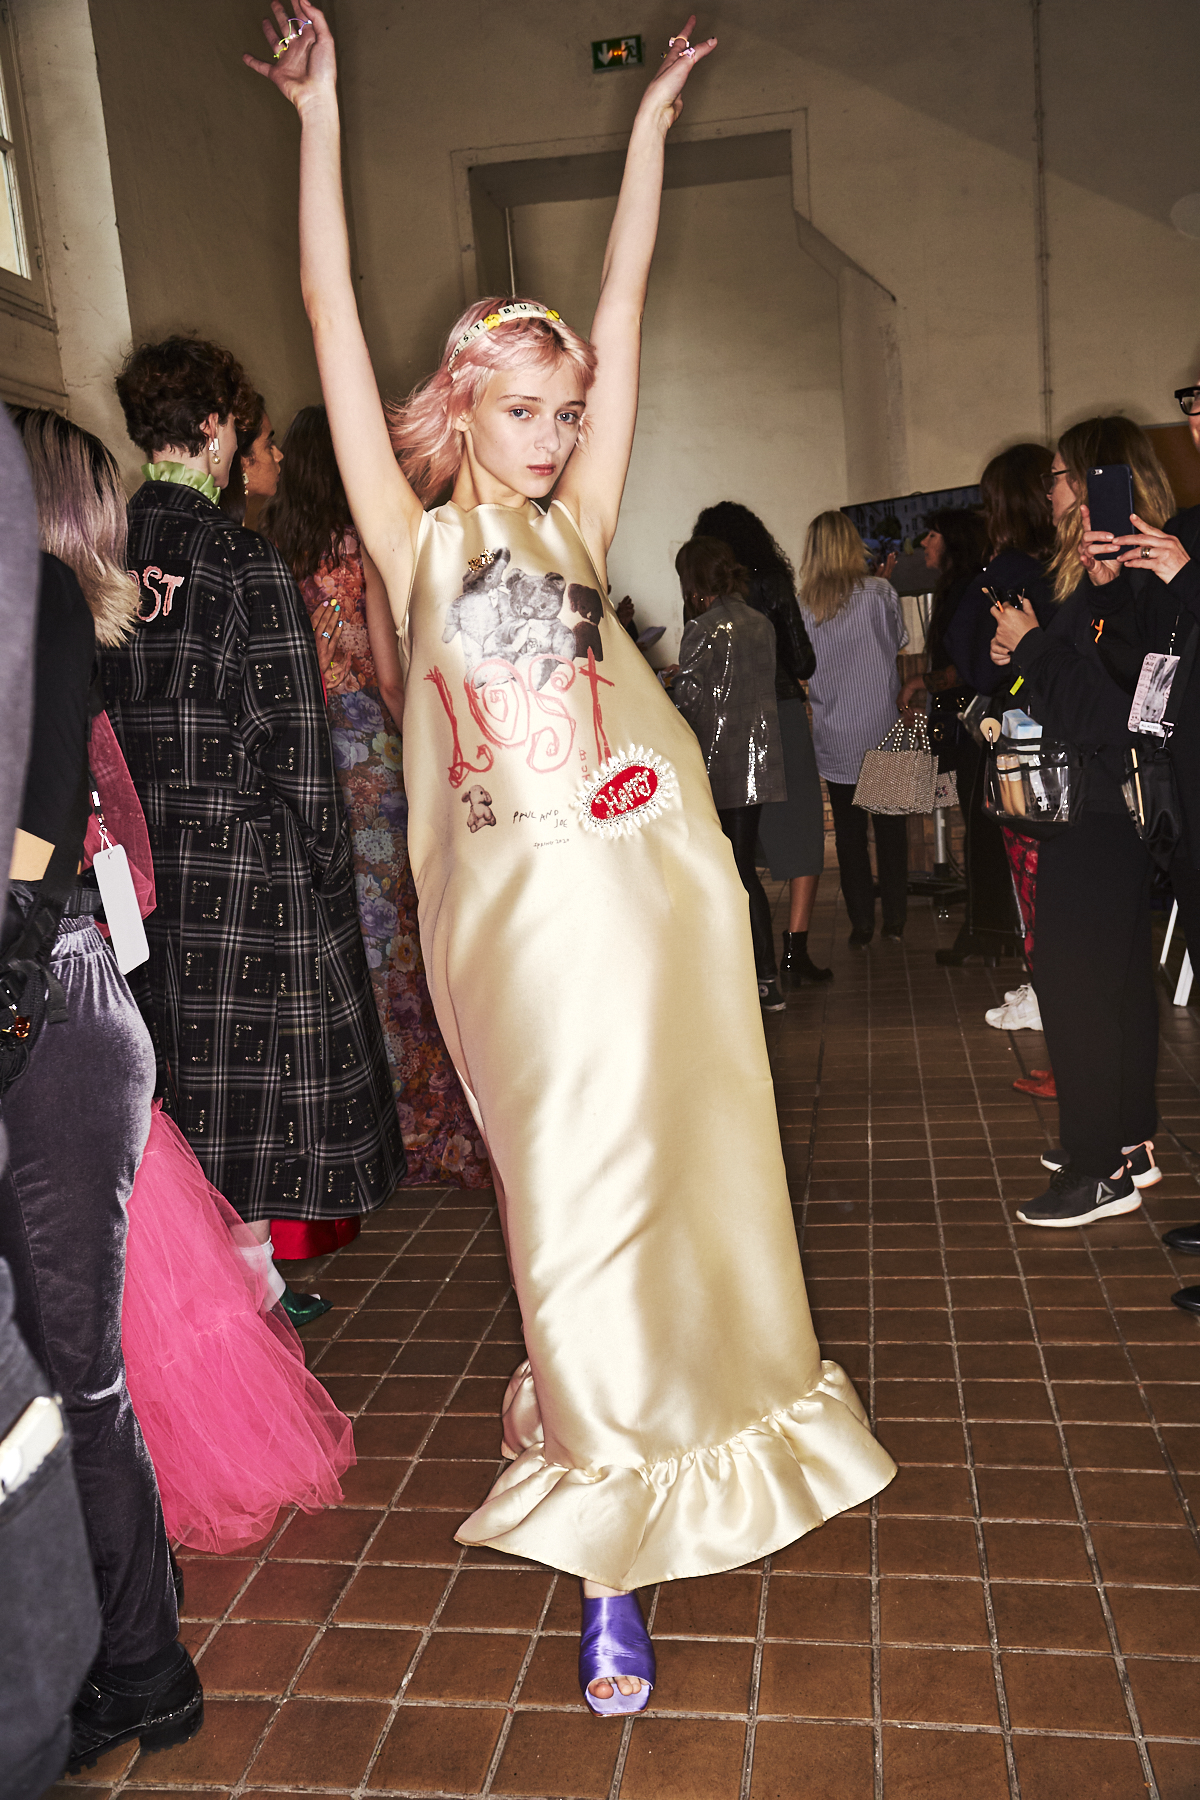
top-left (990, 416), bottom-right (1174, 1226)
top-left (246, 1), bottom-right (894, 1714)
top-left (1064, 389), bottom-right (1200, 1303)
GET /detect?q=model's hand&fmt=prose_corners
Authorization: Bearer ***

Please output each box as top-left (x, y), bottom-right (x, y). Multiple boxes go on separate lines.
top-left (1078, 503), bottom-right (1121, 586)
top-left (1113, 512), bottom-right (1192, 583)
top-left (990, 593), bottom-right (1038, 652)
top-left (243, 0), bottom-right (335, 109)
top-left (639, 16), bottom-right (716, 136)
top-left (617, 596), bottom-right (636, 626)
top-left (878, 550), bottom-right (899, 580)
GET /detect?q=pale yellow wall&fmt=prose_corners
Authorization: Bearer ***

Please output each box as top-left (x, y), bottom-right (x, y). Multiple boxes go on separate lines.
top-left (12, 0), bottom-right (138, 477)
top-left (5, 0), bottom-right (1189, 535)
top-left (85, 0), bottom-right (322, 445)
top-left (512, 175), bottom-right (844, 657)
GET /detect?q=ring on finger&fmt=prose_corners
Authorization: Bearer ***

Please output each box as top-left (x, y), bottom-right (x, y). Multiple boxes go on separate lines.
top-left (1141, 546), bottom-right (1152, 558)
top-left (668, 34), bottom-right (690, 48)
top-left (273, 33), bottom-right (295, 57)
top-left (321, 630), bottom-right (332, 638)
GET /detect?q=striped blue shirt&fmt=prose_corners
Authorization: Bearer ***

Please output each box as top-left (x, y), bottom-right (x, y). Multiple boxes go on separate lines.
top-left (800, 578), bottom-right (908, 785)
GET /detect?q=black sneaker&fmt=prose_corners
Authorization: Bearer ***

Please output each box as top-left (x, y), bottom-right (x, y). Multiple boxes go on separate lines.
top-left (68, 1643), bottom-right (203, 1773)
top-left (758, 979), bottom-right (787, 1013)
top-left (1040, 1140), bottom-right (1161, 1189)
top-left (1017, 1165), bottom-right (1141, 1229)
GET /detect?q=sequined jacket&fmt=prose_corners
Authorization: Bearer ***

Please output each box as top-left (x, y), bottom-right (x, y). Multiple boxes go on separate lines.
top-left (673, 598), bottom-right (786, 810)
top-left (103, 480), bottom-right (403, 1221)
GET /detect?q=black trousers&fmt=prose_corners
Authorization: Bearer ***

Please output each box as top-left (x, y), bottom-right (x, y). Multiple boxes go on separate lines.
top-left (957, 734), bottom-right (1019, 943)
top-left (825, 781), bottom-right (908, 938)
top-left (1035, 812), bottom-right (1157, 1177)
top-left (718, 804), bottom-right (776, 979)
top-left (0, 918), bottom-right (177, 1668)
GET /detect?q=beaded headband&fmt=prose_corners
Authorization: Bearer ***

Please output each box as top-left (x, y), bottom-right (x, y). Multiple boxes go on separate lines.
top-left (447, 302), bottom-right (564, 372)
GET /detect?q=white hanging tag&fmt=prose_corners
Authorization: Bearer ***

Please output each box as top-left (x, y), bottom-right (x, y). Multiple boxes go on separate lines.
top-left (91, 844), bottom-right (150, 973)
top-left (1128, 651), bottom-right (1180, 737)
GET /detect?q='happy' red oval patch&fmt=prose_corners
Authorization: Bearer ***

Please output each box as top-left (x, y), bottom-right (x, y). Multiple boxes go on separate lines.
top-left (590, 764), bottom-right (658, 821)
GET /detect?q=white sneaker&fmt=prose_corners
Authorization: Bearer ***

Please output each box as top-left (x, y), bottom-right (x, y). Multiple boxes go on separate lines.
top-left (985, 984), bottom-right (1042, 1031)
top-left (1004, 983), bottom-right (1027, 1003)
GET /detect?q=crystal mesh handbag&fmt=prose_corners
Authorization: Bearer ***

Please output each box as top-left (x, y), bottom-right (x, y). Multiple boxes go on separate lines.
top-left (852, 714), bottom-right (937, 816)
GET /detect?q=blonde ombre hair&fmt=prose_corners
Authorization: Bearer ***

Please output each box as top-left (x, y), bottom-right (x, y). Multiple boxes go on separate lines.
top-left (1050, 415), bottom-right (1174, 603)
top-left (799, 510), bottom-right (870, 623)
top-left (12, 407), bottom-right (139, 646)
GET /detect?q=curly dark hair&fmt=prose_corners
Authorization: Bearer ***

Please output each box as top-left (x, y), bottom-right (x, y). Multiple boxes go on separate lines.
top-left (115, 334), bottom-right (251, 457)
top-left (261, 405), bottom-right (355, 582)
top-left (693, 501), bottom-right (797, 626)
top-left (693, 501), bottom-right (794, 585)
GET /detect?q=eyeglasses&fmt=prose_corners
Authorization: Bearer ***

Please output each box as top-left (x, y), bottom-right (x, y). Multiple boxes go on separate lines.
top-left (1176, 387), bottom-right (1200, 417)
top-left (1044, 466), bottom-right (1070, 494)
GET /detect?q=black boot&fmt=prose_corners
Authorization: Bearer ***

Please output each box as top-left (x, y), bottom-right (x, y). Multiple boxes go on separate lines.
top-left (780, 930), bottom-right (833, 984)
top-left (68, 1642), bottom-right (203, 1772)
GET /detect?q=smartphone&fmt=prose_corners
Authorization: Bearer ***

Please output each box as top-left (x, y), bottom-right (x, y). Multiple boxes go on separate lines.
top-left (1086, 464), bottom-right (1134, 558)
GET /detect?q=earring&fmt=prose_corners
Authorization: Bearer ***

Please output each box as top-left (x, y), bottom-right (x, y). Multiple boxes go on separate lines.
top-left (210, 436), bottom-right (221, 467)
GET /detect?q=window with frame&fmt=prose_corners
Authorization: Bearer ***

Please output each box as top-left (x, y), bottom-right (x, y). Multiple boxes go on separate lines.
top-left (0, 3), bottom-right (47, 313)
top-left (0, 43), bottom-right (28, 276)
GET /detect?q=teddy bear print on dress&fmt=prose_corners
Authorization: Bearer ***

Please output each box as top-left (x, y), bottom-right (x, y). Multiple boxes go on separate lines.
top-left (441, 547), bottom-right (513, 676)
top-left (442, 556), bottom-right (595, 692)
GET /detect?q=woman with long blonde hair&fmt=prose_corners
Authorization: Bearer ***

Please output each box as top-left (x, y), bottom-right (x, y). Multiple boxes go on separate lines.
top-left (1049, 414), bottom-right (1174, 603)
top-left (799, 510), bottom-right (909, 944)
top-left (248, 1), bottom-right (894, 1713)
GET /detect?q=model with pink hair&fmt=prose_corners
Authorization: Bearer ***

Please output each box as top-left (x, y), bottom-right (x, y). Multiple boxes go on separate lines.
top-left (249, 2), bottom-right (894, 1715)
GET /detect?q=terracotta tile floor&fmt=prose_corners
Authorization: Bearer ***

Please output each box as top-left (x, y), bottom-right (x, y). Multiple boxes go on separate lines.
top-left (53, 886), bottom-right (1200, 1799)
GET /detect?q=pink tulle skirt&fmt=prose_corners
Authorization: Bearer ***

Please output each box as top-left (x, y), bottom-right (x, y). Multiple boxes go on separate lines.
top-left (121, 1108), bottom-right (355, 1554)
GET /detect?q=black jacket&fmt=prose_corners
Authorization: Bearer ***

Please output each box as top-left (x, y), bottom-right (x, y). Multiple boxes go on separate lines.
top-left (1072, 506), bottom-right (1200, 859)
top-left (944, 549), bottom-right (1054, 696)
top-left (745, 568), bottom-right (816, 702)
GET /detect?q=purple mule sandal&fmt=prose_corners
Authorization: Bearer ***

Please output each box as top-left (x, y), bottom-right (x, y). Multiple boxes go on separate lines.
top-left (578, 1588), bottom-right (656, 1716)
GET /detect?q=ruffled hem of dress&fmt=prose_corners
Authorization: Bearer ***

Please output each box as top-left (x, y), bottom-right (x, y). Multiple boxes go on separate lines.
top-left (453, 1359), bottom-right (897, 1589)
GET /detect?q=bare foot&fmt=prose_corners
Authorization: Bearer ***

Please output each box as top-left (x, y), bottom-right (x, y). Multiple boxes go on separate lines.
top-left (582, 1580), bottom-right (644, 1700)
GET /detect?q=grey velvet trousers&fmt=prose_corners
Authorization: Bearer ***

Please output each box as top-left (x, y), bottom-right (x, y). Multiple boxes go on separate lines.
top-left (0, 918), bottom-right (177, 1667)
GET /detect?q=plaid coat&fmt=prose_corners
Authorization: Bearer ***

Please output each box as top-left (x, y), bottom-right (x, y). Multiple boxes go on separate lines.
top-left (103, 480), bottom-right (404, 1222)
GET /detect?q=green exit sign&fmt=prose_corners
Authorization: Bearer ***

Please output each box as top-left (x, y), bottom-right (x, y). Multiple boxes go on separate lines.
top-left (592, 35), bottom-right (643, 71)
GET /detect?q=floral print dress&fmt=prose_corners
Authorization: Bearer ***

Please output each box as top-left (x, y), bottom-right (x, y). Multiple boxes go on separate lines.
top-left (301, 537), bottom-right (490, 1186)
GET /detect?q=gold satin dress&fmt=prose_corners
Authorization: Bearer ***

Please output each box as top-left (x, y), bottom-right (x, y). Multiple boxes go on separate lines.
top-left (395, 499), bottom-right (895, 1588)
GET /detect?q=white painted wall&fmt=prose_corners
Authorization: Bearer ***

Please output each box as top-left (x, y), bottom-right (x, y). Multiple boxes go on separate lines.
top-left (512, 174), bottom-right (844, 658)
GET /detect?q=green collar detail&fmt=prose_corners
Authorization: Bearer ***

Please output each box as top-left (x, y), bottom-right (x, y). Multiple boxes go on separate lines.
top-left (141, 461), bottom-right (220, 507)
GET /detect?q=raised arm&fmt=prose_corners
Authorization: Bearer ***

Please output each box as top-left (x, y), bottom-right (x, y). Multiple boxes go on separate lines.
top-left (556, 20), bottom-right (715, 563)
top-left (245, 2), bottom-right (423, 600)
top-left (362, 548), bottom-right (405, 731)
